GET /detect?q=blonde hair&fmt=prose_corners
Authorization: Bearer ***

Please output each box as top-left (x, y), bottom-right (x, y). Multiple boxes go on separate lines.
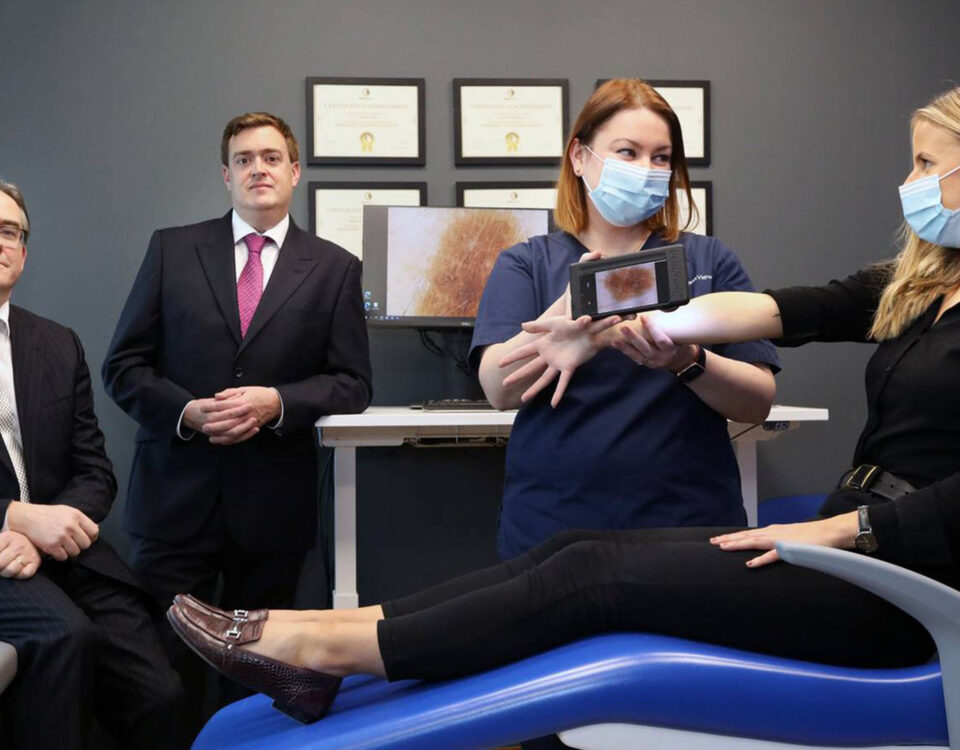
top-left (870, 86), bottom-right (960, 340)
top-left (554, 79), bottom-right (697, 243)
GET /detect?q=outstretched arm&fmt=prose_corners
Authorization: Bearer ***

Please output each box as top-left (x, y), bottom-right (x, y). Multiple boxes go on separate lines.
top-left (629, 291), bottom-right (784, 345)
top-left (504, 291), bottom-right (782, 409)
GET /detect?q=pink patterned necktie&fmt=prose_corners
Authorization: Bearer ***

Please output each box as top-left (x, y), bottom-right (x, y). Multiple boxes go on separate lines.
top-left (238, 233), bottom-right (267, 337)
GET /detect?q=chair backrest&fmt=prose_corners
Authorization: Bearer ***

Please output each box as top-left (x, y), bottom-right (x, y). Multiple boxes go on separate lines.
top-left (779, 542), bottom-right (960, 749)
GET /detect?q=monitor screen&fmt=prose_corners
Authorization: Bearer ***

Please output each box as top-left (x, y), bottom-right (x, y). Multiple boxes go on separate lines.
top-left (362, 205), bottom-right (551, 328)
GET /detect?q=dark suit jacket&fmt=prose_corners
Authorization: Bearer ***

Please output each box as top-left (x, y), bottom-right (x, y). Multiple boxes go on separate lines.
top-left (102, 213), bottom-right (372, 552)
top-left (0, 306), bottom-right (136, 586)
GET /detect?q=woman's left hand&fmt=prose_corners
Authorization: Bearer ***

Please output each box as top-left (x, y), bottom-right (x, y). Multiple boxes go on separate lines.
top-left (710, 513), bottom-right (859, 568)
top-left (613, 315), bottom-right (698, 371)
top-left (499, 313), bottom-right (622, 407)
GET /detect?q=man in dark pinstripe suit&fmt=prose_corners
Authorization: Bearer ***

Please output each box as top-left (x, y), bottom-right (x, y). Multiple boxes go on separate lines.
top-left (0, 181), bottom-right (184, 749)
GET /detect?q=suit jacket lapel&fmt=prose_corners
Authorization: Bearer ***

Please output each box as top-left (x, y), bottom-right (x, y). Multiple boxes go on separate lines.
top-left (238, 220), bottom-right (319, 352)
top-left (196, 212), bottom-right (243, 346)
top-left (9, 306), bottom-right (41, 491)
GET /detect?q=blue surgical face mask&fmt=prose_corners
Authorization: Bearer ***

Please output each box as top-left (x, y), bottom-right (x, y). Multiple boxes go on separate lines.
top-left (899, 163), bottom-right (960, 248)
top-left (581, 145), bottom-right (672, 227)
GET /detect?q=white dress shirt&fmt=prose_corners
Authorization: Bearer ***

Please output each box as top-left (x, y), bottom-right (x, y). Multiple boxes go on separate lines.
top-left (0, 301), bottom-right (24, 528)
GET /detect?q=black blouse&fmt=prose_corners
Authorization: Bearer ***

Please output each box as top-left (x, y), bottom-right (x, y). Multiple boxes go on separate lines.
top-left (768, 267), bottom-right (960, 577)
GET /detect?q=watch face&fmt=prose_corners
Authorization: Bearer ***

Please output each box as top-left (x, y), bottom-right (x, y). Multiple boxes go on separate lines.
top-left (855, 532), bottom-right (878, 554)
top-left (678, 362), bottom-right (706, 384)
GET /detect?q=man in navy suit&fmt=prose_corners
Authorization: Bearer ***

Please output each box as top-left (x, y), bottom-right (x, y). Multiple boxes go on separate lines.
top-left (102, 112), bottom-right (372, 725)
top-left (0, 180), bottom-right (183, 749)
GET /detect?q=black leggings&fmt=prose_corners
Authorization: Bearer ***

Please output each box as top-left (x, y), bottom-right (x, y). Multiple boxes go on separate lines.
top-left (377, 527), bottom-right (934, 681)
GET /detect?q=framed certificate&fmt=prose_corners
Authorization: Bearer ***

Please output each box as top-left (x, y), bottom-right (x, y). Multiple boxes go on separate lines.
top-left (648, 80), bottom-right (710, 166)
top-left (454, 79), bottom-right (569, 166)
top-left (306, 77), bottom-right (425, 166)
top-left (595, 79), bottom-right (710, 166)
top-left (308, 182), bottom-right (427, 259)
top-left (456, 181), bottom-right (557, 209)
top-left (676, 181), bottom-right (713, 236)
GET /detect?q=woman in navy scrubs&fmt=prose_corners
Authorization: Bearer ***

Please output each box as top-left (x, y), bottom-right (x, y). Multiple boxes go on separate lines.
top-left (170, 85), bottom-right (960, 729)
top-left (470, 79), bottom-right (779, 560)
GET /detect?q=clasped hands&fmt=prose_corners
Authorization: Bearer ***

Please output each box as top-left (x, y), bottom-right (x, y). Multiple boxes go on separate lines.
top-left (1, 502), bottom-right (101, 578)
top-left (183, 386), bottom-right (281, 445)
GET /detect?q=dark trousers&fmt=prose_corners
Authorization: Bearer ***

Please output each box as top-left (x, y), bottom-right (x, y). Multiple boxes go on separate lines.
top-left (379, 527), bottom-right (935, 682)
top-left (0, 558), bottom-right (184, 750)
top-left (130, 499), bottom-right (304, 738)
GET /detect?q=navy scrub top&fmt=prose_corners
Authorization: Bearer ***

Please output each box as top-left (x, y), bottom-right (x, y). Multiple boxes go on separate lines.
top-left (470, 230), bottom-right (781, 560)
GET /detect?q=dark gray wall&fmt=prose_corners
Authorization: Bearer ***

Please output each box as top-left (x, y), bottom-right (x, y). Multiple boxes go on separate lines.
top-left (2, 0), bottom-right (959, 603)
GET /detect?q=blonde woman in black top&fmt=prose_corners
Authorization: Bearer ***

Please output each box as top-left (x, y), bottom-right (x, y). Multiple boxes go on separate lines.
top-left (168, 85), bottom-right (960, 725)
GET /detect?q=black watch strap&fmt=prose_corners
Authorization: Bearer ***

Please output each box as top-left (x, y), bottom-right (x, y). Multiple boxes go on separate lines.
top-left (855, 505), bottom-right (879, 554)
top-left (677, 345), bottom-right (706, 384)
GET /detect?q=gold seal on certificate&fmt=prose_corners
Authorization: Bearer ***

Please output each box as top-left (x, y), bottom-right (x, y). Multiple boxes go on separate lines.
top-left (306, 77), bottom-right (425, 165)
top-left (309, 182), bottom-right (426, 259)
top-left (456, 182), bottom-right (557, 210)
top-left (454, 79), bottom-right (569, 165)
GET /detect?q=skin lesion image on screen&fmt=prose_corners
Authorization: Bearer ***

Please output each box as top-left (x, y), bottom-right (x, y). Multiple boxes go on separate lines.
top-left (595, 262), bottom-right (657, 314)
top-left (386, 207), bottom-right (547, 318)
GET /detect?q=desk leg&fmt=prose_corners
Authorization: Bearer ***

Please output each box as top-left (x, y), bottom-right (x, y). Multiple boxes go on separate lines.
top-left (734, 437), bottom-right (759, 527)
top-left (333, 446), bottom-right (360, 610)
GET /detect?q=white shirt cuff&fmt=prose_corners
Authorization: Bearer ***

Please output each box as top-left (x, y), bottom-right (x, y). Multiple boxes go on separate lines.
top-left (177, 403), bottom-right (197, 440)
top-left (267, 388), bottom-right (284, 430)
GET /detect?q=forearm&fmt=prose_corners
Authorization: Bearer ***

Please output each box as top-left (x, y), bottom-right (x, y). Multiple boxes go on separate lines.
top-left (478, 294), bottom-right (567, 410)
top-left (275, 372), bottom-right (371, 430)
top-left (638, 292), bottom-right (784, 345)
top-left (103, 361), bottom-right (196, 435)
top-left (687, 355), bottom-right (776, 423)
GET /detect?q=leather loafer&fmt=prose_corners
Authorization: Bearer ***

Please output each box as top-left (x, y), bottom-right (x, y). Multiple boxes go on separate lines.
top-left (166, 601), bottom-right (341, 723)
top-left (172, 593), bottom-right (269, 625)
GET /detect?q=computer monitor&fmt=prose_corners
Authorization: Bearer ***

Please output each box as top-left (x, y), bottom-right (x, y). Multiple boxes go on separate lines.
top-left (362, 205), bottom-right (552, 328)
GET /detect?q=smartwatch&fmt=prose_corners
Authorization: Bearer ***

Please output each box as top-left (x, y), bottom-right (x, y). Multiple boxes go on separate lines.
top-left (677, 345), bottom-right (706, 385)
top-left (854, 505), bottom-right (879, 554)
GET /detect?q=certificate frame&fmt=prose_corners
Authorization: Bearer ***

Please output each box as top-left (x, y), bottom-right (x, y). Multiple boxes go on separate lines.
top-left (456, 181), bottom-right (557, 209)
top-left (308, 181), bottom-right (427, 259)
top-left (595, 79), bottom-right (710, 166)
top-left (306, 77), bottom-right (426, 166)
top-left (454, 78), bottom-right (569, 166)
top-left (678, 180), bottom-right (713, 236)
top-left (647, 80), bottom-right (711, 166)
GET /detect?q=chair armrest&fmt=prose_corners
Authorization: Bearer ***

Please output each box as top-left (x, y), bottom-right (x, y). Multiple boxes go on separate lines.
top-left (777, 542), bottom-right (960, 748)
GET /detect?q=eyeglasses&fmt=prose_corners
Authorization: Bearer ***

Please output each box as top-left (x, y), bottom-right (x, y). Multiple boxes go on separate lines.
top-left (0, 225), bottom-right (24, 250)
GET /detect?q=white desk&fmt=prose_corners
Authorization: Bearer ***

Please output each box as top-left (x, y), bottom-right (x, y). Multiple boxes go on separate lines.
top-left (317, 405), bottom-right (828, 609)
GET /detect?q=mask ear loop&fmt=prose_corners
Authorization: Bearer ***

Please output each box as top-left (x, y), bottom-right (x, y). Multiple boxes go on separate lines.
top-left (579, 143), bottom-right (602, 193)
top-left (940, 163), bottom-right (960, 183)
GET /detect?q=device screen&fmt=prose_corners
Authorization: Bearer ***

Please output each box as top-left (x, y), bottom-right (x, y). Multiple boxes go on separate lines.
top-left (593, 259), bottom-right (668, 314)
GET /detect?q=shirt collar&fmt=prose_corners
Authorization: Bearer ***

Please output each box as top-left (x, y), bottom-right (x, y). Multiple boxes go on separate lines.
top-left (231, 210), bottom-right (290, 250)
top-left (0, 300), bottom-right (10, 336)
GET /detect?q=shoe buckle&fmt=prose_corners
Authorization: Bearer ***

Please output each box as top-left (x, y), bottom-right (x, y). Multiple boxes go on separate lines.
top-left (233, 609), bottom-right (249, 621)
top-left (225, 626), bottom-right (242, 639)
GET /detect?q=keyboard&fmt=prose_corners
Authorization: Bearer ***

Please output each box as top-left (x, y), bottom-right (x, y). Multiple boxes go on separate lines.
top-left (417, 398), bottom-right (495, 411)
